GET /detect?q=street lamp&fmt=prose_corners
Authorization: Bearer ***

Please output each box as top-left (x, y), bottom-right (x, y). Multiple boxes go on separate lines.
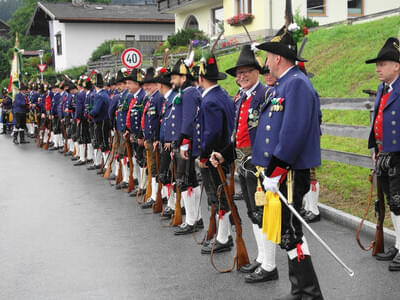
top-left (38, 49), bottom-right (44, 82)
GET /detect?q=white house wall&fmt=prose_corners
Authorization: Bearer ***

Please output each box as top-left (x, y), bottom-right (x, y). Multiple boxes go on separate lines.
top-left (53, 22), bottom-right (174, 71)
top-left (364, 0), bottom-right (400, 15)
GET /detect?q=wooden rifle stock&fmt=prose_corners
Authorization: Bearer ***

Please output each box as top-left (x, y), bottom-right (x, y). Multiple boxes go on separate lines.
top-left (144, 147), bottom-right (152, 201)
top-left (116, 160), bottom-right (123, 185)
top-left (104, 133), bottom-right (116, 179)
top-left (38, 121), bottom-right (45, 147)
top-left (126, 139), bottom-right (135, 192)
top-left (373, 176), bottom-right (385, 256)
top-left (171, 159), bottom-right (182, 226)
top-left (206, 203), bottom-right (217, 241)
top-left (216, 164), bottom-right (249, 270)
top-left (229, 162), bottom-right (235, 196)
top-left (153, 145), bottom-right (163, 213)
top-left (44, 118), bottom-right (52, 150)
top-left (62, 119), bottom-right (68, 153)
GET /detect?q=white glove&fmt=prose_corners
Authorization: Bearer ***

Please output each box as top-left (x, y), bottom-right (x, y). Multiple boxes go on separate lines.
top-left (262, 175), bottom-right (281, 193)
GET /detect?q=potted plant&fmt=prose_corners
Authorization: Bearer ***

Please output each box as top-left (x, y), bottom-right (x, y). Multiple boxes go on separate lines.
top-left (226, 13), bottom-right (254, 26)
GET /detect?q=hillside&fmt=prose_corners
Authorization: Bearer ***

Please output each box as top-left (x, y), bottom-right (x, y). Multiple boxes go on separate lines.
top-left (219, 15), bottom-right (400, 98)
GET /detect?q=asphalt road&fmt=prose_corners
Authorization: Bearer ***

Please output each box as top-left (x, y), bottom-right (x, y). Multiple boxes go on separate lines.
top-left (0, 135), bottom-right (399, 300)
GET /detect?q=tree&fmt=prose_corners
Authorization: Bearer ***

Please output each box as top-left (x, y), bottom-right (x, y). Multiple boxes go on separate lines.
top-left (0, 38), bottom-right (11, 81)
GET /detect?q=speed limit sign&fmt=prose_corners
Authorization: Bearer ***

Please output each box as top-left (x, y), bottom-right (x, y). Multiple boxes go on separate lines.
top-left (121, 48), bottom-right (142, 69)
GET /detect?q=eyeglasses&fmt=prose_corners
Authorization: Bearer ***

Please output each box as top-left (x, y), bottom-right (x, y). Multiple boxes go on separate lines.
top-left (236, 69), bottom-right (256, 76)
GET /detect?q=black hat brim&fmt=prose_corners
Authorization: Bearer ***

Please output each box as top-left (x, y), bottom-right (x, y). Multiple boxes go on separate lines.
top-left (257, 42), bottom-right (307, 62)
top-left (201, 72), bottom-right (227, 81)
top-left (226, 63), bottom-right (262, 77)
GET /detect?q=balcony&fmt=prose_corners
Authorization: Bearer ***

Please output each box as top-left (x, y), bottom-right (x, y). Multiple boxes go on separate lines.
top-left (158, 0), bottom-right (218, 13)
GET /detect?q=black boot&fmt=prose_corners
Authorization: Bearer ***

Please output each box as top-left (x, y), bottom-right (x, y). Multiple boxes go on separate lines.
top-left (13, 131), bottom-right (19, 144)
top-left (275, 256), bottom-right (323, 300)
top-left (20, 131), bottom-right (30, 144)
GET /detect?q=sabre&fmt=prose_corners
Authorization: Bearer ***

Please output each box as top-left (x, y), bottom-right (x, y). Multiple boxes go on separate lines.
top-left (275, 189), bottom-right (355, 277)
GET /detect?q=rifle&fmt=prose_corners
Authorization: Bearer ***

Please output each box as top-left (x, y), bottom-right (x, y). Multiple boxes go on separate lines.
top-left (37, 120), bottom-right (45, 147)
top-left (171, 157), bottom-right (182, 226)
top-left (229, 162), bottom-right (235, 197)
top-left (126, 138), bottom-right (135, 192)
top-left (207, 203), bottom-right (217, 242)
top-left (115, 133), bottom-right (122, 185)
top-left (144, 146), bottom-right (153, 202)
top-left (214, 164), bottom-right (250, 271)
top-left (152, 144), bottom-right (163, 213)
top-left (44, 117), bottom-right (52, 150)
top-left (373, 176), bottom-right (385, 256)
top-left (104, 132), bottom-right (116, 179)
top-left (62, 118), bottom-right (68, 153)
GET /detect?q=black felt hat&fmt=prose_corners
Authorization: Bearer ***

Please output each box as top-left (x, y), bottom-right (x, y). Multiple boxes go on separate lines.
top-left (142, 67), bottom-right (157, 84)
top-left (126, 68), bottom-right (144, 84)
top-left (19, 82), bottom-right (28, 91)
top-left (198, 54), bottom-right (226, 81)
top-left (155, 67), bottom-right (171, 87)
top-left (192, 65), bottom-right (200, 81)
top-left (116, 70), bottom-right (125, 84)
top-left (82, 77), bottom-right (93, 90)
top-left (257, 26), bottom-right (307, 62)
top-left (226, 44), bottom-right (263, 76)
top-left (170, 58), bottom-right (192, 78)
top-left (366, 37), bottom-right (400, 64)
top-left (94, 73), bottom-right (104, 88)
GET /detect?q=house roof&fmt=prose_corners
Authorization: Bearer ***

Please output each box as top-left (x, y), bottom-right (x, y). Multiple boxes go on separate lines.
top-left (28, 1), bottom-right (174, 36)
top-left (0, 19), bottom-right (10, 30)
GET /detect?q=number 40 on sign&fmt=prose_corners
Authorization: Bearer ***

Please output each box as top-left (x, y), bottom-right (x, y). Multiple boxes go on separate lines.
top-left (121, 48), bottom-right (142, 69)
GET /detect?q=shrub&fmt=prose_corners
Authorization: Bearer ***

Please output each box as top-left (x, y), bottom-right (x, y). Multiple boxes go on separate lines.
top-left (90, 40), bottom-right (114, 61)
top-left (167, 29), bottom-right (208, 48)
top-left (111, 43), bottom-right (125, 55)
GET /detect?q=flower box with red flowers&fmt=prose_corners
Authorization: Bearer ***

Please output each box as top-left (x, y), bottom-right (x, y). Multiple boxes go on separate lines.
top-left (226, 13), bottom-right (254, 26)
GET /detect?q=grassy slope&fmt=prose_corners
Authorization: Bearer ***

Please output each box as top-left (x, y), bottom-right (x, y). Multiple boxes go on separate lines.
top-left (216, 16), bottom-right (400, 228)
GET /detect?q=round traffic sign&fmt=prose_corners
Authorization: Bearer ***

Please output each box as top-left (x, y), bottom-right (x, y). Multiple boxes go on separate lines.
top-left (121, 48), bottom-right (142, 69)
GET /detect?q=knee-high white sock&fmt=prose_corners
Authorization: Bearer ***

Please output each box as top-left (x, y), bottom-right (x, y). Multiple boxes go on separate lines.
top-left (68, 139), bottom-right (73, 152)
top-left (253, 224), bottom-right (264, 264)
top-left (96, 149), bottom-right (102, 166)
top-left (87, 143), bottom-right (94, 160)
top-left (133, 158), bottom-right (140, 180)
top-left (391, 213), bottom-right (400, 249)
top-left (216, 211), bottom-right (231, 244)
top-left (193, 185), bottom-right (202, 221)
top-left (308, 181), bottom-right (320, 215)
top-left (114, 159), bottom-right (119, 177)
top-left (93, 149), bottom-right (98, 165)
top-left (288, 236), bottom-right (311, 260)
top-left (139, 167), bottom-right (147, 189)
top-left (79, 144), bottom-right (85, 161)
top-left (122, 160), bottom-right (129, 183)
top-left (50, 132), bottom-right (55, 143)
top-left (162, 185), bottom-right (168, 199)
top-left (261, 233), bottom-right (276, 271)
top-left (168, 189), bottom-right (176, 209)
top-left (151, 177), bottom-right (158, 200)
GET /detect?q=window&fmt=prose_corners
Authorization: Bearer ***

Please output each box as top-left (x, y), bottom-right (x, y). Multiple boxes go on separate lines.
top-left (348, 0), bottom-right (363, 16)
top-left (56, 33), bottom-right (62, 56)
top-left (212, 7), bottom-right (224, 35)
top-left (139, 35), bottom-right (163, 41)
top-left (307, 0), bottom-right (326, 16)
top-left (235, 0), bottom-right (252, 15)
top-left (185, 15), bottom-right (199, 30)
top-left (125, 35), bottom-right (136, 41)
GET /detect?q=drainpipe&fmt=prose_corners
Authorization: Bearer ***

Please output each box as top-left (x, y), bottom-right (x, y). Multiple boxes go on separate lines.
top-left (269, 0), bottom-right (273, 36)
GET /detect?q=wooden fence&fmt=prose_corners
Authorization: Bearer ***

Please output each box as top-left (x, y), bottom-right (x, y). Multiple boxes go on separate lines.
top-left (320, 97), bottom-right (374, 169)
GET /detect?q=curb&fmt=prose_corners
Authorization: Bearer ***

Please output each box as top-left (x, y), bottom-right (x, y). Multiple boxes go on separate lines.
top-left (318, 203), bottom-right (396, 243)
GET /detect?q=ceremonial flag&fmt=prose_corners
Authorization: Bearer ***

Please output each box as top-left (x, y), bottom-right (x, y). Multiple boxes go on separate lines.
top-left (9, 33), bottom-right (24, 100)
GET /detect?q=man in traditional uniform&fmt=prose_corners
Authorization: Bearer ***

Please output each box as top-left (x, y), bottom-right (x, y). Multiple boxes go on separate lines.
top-left (73, 78), bottom-right (89, 163)
top-left (88, 73), bottom-right (110, 171)
top-left (1, 89), bottom-right (12, 134)
top-left (13, 83), bottom-right (30, 144)
top-left (251, 27), bottom-right (323, 299)
top-left (28, 83), bottom-right (40, 138)
top-left (366, 37), bottom-right (400, 271)
top-left (170, 58), bottom-right (203, 233)
top-left (49, 82), bottom-right (63, 151)
top-left (109, 69), bottom-right (133, 188)
top-left (188, 53), bottom-right (235, 251)
top-left (140, 67), bottom-right (164, 207)
top-left (124, 69), bottom-right (147, 195)
top-left (38, 83), bottom-right (53, 147)
top-left (225, 45), bottom-right (279, 283)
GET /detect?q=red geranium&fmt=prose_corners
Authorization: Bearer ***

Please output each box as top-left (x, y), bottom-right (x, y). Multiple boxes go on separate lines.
top-left (303, 27), bottom-right (309, 35)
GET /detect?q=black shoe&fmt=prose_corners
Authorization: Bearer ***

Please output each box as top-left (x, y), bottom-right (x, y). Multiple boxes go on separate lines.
top-left (86, 159), bottom-right (94, 164)
top-left (116, 182), bottom-right (128, 190)
top-left (233, 192), bottom-right (243, 201)
top-left (300, 208), bottom-right (307, 217)
top-left (304, 212), bottom-right (320, 223)
top-left (376, 246), bottom-right (399, 261)
top-left (245, 267), bottom-right (279, 283)
top-left (160, 207), bottom-right (174, 219)
top-left (181, 207), bottom-right (186, 215)
top-left (141, 199), bottom-right (155, 209)
top-left (108, 174), bottom-right (116, 181)
top-left (73, 160), bottom-right (86, 166)
top-left (87, 165), bottom-right (98, 170)
top-left (49, 146), bottom-right (59, 151)
top-left (97, 169), bottom-right (105, 175)
top-left (389, 253), bottom-right (400, 271)
top-left (201, 239), bottom-right (232, 254)
top-left (162, 197), bottom-right (168, 204)
top-left (71, 156), bottom-right (79, 161)
top-left (64, 151), bottom-right (73, 156)
top-left (195, 218), bottom-right (204, 229)
top-left (240, 259), bottom-right (262, 273)
top-left (133, 179), bottom-right (139, 186)
top-left (49, 142), bottom-right (54, 148)
top-left (58, 148), bottom-right (65, 153)
top-left (13, 132), bottom-right (19, 144)
top-left (174, 223), bottom-right (195, 235)
top-left (20, 132), bottom-right (30, 144)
